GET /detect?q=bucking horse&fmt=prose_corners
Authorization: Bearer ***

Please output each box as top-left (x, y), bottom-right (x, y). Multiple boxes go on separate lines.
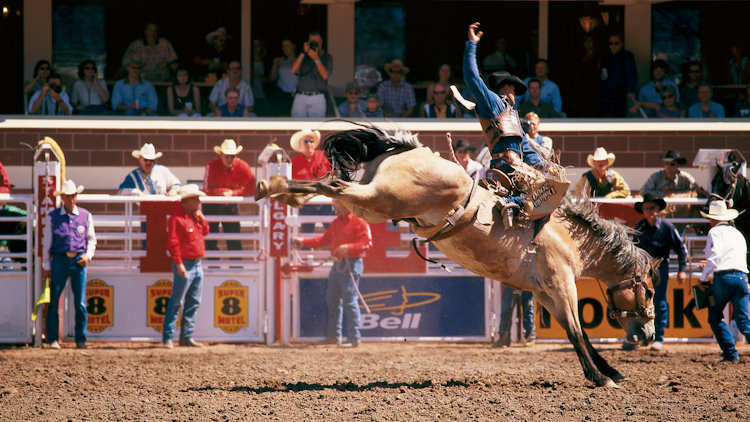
top-left (257, 124), bottom-right (659, 387)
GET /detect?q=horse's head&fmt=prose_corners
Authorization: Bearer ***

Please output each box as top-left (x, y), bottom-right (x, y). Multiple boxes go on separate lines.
top-left (710, 160), bottom-right (742, 201)
top-left (608, 259), bottom-right (660, 346)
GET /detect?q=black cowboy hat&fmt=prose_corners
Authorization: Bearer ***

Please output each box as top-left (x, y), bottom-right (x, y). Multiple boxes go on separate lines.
top-left (661, 150), bottom-right (687, 165)
top-left (488, 71), bottom-right (527, 96)
top-left (454, 138), bottom-right (477, 152)
top-left (634, 193), bottom-right (667, 214)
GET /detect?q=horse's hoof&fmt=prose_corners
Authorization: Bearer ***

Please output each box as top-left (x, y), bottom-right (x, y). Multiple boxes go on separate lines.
top-left (256, 180), bottom-right (269, 200)
top-left (604, 379), bottom-right (620, 389)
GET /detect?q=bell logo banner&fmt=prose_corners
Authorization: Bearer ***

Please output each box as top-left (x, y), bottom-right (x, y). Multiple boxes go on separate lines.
top-left (86, 279), bottom-right (113, 333)
top-left (215, 280), bottom-right (249, 333)
top-left (147, 279), bottom-right (178, 333)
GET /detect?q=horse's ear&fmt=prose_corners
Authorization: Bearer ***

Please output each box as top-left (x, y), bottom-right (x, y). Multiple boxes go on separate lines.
top-left (650, 258), bottom-right (663, 272)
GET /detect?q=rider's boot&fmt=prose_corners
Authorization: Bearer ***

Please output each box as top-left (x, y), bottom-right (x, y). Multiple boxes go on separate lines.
top-left (498, 198), bottom-right (521, 229)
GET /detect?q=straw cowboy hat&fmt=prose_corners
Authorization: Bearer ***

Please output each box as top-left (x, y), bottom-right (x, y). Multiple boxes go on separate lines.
top-left (54, 180), bottom-right (84, 196)
top-left (488, 71), bottom-right (527, 96)
top-left (290, 129), bottom-right (321, 152)
top-left (132, 143), bottom-right (163, 160)
top-left (587, 147), bottom-right (616, 167)
top-left (634, 192), bottom-right (667, 214)
top-left (661, 149), bottom-right (687, 165)
top-left (700, 200), bottom-right (739, 221)
top-left (384, 59), bottom-right (409, 75)
top-left (178, 184), bottom-right (206, 200)
top-left (213, 139), bottom-right (243, 155)
top-left (206, 27), bottom-right (231, 45)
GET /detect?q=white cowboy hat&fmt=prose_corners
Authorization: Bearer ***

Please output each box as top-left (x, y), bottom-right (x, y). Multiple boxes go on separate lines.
top-left (54, 180), bottom-right (84, 196)
top-left (178, 184), bottom-right (206, 200)
top-left (384, 59), bottom-right (410, 75)
top-left (586, 147), bottom-right (616, 167)
top-left (213, 139), bottom-right (243, 155)
top-left (700, 200), bottom-right (739, 221)
top-left (132, 143), bottom-right (163, 160)
top-left (205, 27), bottom-right (231, 45)
top-left (290, 129), bottom-right (321, 152)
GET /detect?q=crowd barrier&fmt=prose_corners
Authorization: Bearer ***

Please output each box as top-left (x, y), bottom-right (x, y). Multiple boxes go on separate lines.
top-left (0, 192), bottom-right (721, 345)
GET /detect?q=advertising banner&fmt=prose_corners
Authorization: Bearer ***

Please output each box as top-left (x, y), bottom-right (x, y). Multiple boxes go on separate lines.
top-left (297, 275), bottom-right (487, 339)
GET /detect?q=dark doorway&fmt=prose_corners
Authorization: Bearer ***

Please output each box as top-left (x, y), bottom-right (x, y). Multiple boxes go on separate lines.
top-left (1, 0), bottom-right (24, 114)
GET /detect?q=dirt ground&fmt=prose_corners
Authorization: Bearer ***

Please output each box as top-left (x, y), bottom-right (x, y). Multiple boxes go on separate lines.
top-left (0, 341), bottom-right (748, 421)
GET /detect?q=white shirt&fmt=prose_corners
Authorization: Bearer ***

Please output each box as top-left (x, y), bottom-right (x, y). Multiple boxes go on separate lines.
top-left (42, 206), bottom-right (97, 271)
top-left (465, 159), bottom-right (486, 180)
top-left (700, 222), bottom-right (749, 281)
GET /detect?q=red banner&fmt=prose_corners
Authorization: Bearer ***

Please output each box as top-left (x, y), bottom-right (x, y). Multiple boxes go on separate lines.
top-left (36, 175), bottom-right (57, 258)
top-left (269, 200), bottom-right (288, 257)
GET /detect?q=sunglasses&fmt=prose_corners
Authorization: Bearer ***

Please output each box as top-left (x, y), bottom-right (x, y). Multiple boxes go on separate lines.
top-left (228, 66), bottom-right (241, 70)
top-left (84, 66), bottom-right (96, 70)
top-left (302, 140), bottom-right (315, 144)
top-left (666, 161), bottom-right (679, 167)
top-left (609, 41), bottom-right (621, 46)
top-left (433, 91), bottom-right (447, 95)
top-left (661, 94), bottom-right (674, 100)
top-left (346, 91), bottom-right (360, 95)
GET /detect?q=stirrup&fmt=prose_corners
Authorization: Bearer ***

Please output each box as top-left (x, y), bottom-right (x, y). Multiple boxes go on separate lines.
top-left (500, 202), bottom-right (520, 229)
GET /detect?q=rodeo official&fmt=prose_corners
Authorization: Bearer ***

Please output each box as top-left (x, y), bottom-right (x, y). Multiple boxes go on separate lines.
top-left (43, 180), bottom-right (97, 350)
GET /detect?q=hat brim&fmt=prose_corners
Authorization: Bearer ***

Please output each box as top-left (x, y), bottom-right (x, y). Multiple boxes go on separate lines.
top-left (586, 154), bottom-right (616, 167)
top-left (700, 209), bottom-right (739, 221)
top-left (132, 150), bottom-right (164, 160)
top-left (634, 198), bottom-right (667, 214)
top-left (181, 192), bottom-right (206, 200)
top-left (54, 186), bottom-right (84, 196)
top-left (385, 63), bottom-right (410, 75)
top-left (290, 130), bottom-right (321, 152)
top-left (213, 145), bottom-right (243, 155)
top-left (662, 157), bottom-right (687, 165)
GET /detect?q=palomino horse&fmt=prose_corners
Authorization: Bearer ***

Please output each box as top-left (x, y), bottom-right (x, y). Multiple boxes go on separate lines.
top-left (257, 126), bottom-right (658, 388)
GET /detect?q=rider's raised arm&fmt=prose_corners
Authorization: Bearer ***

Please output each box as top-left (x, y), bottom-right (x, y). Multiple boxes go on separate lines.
top-left (463, 39), bottom-right (504, 120)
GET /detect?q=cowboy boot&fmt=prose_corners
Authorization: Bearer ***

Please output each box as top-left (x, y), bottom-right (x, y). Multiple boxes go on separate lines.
top-left (495, 197), bottom-right (520, 229)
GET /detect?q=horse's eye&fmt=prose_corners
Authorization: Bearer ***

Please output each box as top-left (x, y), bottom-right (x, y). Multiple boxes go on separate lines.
top-left (645, 289), bottom-right (654, 300)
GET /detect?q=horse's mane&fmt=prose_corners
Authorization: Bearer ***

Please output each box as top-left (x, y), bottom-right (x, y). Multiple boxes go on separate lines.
top-left (322, 124), bottom-right (422, 182)
top-left (559, 195), bottom-right (651, 276)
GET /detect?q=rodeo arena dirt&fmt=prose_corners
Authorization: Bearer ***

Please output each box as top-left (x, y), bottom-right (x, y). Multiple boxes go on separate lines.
top-left (1, 134), bottom-right (750, 420)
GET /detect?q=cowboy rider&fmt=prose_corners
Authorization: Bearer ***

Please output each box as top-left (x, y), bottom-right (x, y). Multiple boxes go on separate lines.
top-left (463, 22), bottom-right (553, 228)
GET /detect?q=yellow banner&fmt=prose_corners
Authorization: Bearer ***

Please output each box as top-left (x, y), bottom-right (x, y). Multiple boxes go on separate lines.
top-left (86, 279), bottom-right (113, 333)
top-left (537, 277), bottom-right (713, 339)
top-left (147, 279), bottom-right (177, 333)
top-left (214, 280), bottom-right (249, 334)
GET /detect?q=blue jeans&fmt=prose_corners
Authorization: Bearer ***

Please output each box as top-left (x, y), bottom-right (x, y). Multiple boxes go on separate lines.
top-left (46, 253), bottom-right (87, 343)
top-left (707, 271), bottom-right (750, 360)
top-left (653, 261), bottom-right (671, 342)
top-left (498, 286), bottom-right (535, 342)
top-left (163, 260), bottom-right (203, 342)
top-left (326, 258), bottom-right (362, 343)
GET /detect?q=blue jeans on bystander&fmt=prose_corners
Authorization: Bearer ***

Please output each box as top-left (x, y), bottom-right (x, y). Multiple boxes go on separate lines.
top-left (498, 286), bottom-right (535, 343)
top-left (163, 259), bottom-right (203, 342)
top-left (326, 258), bottom-right (362, 344)
top-left (707, 271), bottom-right (750, 361)
top-left (46, 253), bottom-right (88, 344)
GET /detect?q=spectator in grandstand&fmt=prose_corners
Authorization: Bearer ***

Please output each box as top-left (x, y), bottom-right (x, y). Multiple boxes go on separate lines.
top-left (679, 61), bottom-right (703, 111)
top-left (600, 33), bottom-right (637, 117)
top-left (28, 72), bottom-right (72, 116)
top-left (293, 199), bottom-right (372, 348)
top-left (453, 138), bottom-right (485, 179)
top-left (202, 139), bottom-right (256, 253)
top-left (111, 61), bottom-right (158, 116)
top-left (162, 184), bottom-right (210, 349)
top-left (268, 38), bottom-right (298, 117)
top-left (217, 87), bottom-right (248, 118)
top-left (622, 193), bottom-right (687, 351)
top-left (290, 129), bottom-right (333, 233)
top-left (573, 147), bottom-right (631, 198)
top-left (688, 83), bottom-right (725, 118)
top-left (118, 143), bottom-right (181, 196)
top-left (640, 150), bottom-right (705, 198)
top-left (337, 82), bottom-right (367, 118)
top-left (522, 112), bottom-right (553, 160)
top-left (377, 59), bottom-right (417, 118)
top-left (494, 286), bottom-right (535, 348)
top-left (520, 59), bottom-right (562, 114)
top-left (419, 82), bottom-right (461, 118)
top-left (728, 42), bottom-right (749, 85)
top-left (569, 35), bottom-right (601, 118)
top-left (635, 60), bottom-right (679, 118)
top-left (193, 27), bottom-right (235, 82)
top-left (629, 85), bottom-right (685, 118)
top-left (517, 79), bottom-right (559, 119)
top-left (733, 83), bottom-right (750, 118)
top-left (363, 94), bottom-right (384, 118)
top-left (208, 60), bottom-right (255, 117)
top-left (70, 60), bottom-right (110, 115)
top-left (24, 59), bottom-right (51, 95)
top-left (42, 180), bottom-right (96, 350)
top-left (291, 31), bottom-right (333, 118)
top-left (166, 68), bottom-right (201, 117)
top-left (121, 22), bottom-right (178, 83)
top-left (698, 200), bottom-right (750, 363)
top-left (425, 63), bottom-right (456, 105)
top-left (482, 36), bottom-right (517, 75)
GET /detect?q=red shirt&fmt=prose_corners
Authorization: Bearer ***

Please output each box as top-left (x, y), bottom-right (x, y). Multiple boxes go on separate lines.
top-left (167, 205), bottom-right (210, 265)
top-left (302, 212), bottom-right (372, 258)
top-left (291, 150), bottom-right (331, 180)
top-left (203, 157), bottom-right (256, 197)
top-left (0, 162), bottom-right (10, 194)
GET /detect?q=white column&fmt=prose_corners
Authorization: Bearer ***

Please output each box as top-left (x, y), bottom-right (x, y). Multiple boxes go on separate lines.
top-left (327, 2), bottom-right (356, 96)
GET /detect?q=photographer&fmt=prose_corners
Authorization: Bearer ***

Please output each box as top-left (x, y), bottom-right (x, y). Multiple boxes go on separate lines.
top-left (290, 31), bottom-right (332, 118)
top-left (29, 72), bottom-right (72, 115)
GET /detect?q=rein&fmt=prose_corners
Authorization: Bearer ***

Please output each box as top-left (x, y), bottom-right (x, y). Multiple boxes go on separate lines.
top-left (596, 274), bottom-right (655, 320)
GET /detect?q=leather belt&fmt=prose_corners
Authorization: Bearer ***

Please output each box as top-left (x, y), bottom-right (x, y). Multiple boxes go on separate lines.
top-left (298, 91), bottom-right (322, 96)
top-left (715, 269), bottom-right (744, 275)
top-left (65, 252), bottom-right (78, 258)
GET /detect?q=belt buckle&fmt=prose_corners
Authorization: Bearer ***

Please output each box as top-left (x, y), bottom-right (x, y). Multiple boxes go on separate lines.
top-left (66, 252), bottom-right (77, 258)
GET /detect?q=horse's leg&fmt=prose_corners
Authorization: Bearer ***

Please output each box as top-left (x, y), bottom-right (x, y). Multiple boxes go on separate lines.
top-left (535, 288), bottom-right (618, 388)
top-left (580, 329), bottom-right (626, 383)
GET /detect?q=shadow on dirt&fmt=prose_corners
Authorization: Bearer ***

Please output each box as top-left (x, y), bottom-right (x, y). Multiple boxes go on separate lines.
top-left (183, 378), bottom-right (475, 394)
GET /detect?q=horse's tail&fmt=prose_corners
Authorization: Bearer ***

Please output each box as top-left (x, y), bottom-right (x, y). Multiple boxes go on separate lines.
top-left (323, 124), bottom-right (422, 181)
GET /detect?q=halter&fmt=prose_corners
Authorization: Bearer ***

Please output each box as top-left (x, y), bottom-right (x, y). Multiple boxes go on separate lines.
top-left (600, 274), bottom-right (655, 320)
